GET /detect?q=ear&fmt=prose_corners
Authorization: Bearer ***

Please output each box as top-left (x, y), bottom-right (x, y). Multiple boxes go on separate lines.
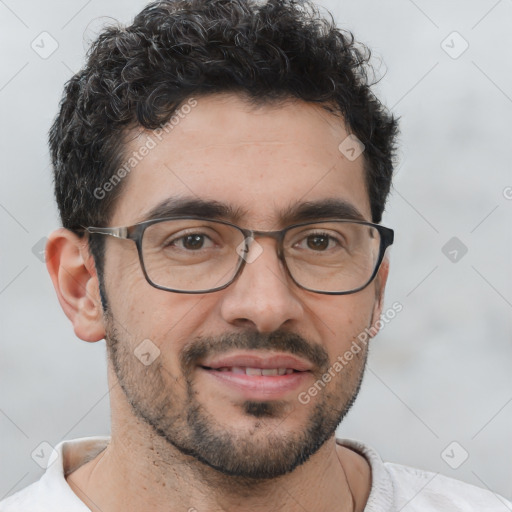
top-left (369, 255), bottom-right (390, 336)
top-left (46, 228), bottom-right (105, 342)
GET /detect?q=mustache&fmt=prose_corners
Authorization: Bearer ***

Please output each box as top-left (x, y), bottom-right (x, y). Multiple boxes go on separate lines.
top-left (180, 330), bottom-right (330, 374)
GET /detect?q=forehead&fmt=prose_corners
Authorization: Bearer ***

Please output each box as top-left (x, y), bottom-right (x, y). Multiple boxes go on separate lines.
top-left (111, 94), bottom-right (371, 227)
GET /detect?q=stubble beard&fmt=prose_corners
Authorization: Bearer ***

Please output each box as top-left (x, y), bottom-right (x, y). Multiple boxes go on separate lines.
top-left (104, 313), bottom-right (369, 483)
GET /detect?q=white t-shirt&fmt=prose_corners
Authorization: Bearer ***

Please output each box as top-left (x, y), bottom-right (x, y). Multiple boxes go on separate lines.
top-left (1, 436), bottom-right (511, 511)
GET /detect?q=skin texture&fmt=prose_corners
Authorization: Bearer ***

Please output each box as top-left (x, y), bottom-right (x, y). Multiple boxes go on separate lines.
top-left (46, 94), bottom-right (389, 512)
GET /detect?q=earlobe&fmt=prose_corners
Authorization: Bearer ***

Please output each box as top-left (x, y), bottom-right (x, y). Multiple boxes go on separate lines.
top-left (46, 228), bottom-right (105, 342)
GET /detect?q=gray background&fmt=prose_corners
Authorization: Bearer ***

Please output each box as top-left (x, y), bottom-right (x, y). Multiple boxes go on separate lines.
top-left (1, 0), bottom-right (511, 504)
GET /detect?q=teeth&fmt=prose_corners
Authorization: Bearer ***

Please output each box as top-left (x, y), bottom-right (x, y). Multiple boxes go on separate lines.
top-left (213, 367), bottom-right (293, 375)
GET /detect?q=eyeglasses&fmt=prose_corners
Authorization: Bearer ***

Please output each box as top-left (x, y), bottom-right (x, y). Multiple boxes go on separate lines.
top-left (85, 217), bottom-right (394, 295)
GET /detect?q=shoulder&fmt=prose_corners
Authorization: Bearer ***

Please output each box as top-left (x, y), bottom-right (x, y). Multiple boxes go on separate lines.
top-left (0, 479), bottom-right (48, 512)
top-left (337, 438), bottom-right (512, 512)
top-left (385, 462), bottom-right (512, 511)
top-left (0, 436), bottom-right (109, 512)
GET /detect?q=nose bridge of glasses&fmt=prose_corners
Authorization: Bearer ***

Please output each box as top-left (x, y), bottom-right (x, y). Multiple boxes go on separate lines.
top-left (244, 229), bottom-right (285, 259)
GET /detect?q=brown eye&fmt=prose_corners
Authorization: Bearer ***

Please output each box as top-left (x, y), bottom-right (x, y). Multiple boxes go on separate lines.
top-left (164, 233), bottom-right (215, 251)
top-left (182, 234), bottom-right (206, 250)
top-left (306, 235), bottom-right (330, 251)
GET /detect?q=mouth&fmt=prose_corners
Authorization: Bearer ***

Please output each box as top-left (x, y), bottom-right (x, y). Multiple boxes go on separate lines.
top-left (200, 366), bottom-right (299, 376)
top-left (199, 351), bottom-right (313, 372)
top-left (197, 352), bottom-right (313, 399)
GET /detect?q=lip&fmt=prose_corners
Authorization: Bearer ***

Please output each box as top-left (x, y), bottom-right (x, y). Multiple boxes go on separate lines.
top-left (200, 351), bottom-right (314, 372)
top-left (199, 366), bottom-right (311, 399)
top-left (198, 351), bottom-right (314, 400)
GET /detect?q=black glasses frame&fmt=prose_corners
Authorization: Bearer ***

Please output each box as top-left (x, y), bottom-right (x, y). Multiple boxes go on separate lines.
top-left (85, 217), bottom-right (394, 295)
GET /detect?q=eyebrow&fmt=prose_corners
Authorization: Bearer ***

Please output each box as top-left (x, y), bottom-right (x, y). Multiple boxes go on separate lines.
top-left (140, 197), bottom-right (248, 223)
top-left (280, 199), bottom-right (367, 224)
top-left (139, 196), bottom-right (366, 226)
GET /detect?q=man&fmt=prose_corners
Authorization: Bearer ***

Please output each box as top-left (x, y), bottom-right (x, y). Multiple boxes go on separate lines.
top-left (1, 0), bottom-right (510, 511)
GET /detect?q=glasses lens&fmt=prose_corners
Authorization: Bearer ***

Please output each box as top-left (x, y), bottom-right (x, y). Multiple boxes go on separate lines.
top-left (141, 219), bottom-right (245, 292)
top-left (139, 219), bottom-right (383, 294)
top-left (284, 221), bottom-right (382, 293)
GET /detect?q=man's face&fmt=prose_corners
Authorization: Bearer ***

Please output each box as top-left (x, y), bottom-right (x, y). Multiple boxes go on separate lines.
top-left (100, 94), bottom-right (387, 479)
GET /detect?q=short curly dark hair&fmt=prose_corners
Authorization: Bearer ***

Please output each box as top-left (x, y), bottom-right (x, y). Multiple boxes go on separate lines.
top-left (49, 0), bottom-right (398, 278)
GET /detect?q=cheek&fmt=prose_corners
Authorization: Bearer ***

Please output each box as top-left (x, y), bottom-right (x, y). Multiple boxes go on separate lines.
top-left (104, 255), bottom-right (220, 370)
top-left (305, 287), bottom-right (376, 350)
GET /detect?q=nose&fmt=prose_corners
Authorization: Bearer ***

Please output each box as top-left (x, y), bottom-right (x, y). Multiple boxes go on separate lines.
top-left (219, 238), bottom-right (304, 332)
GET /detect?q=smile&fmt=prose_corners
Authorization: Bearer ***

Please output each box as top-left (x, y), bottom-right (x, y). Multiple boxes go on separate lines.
top-left (202, 366), bottom-right (298, 376)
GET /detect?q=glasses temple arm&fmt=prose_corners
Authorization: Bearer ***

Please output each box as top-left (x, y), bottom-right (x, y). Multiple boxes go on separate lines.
top-left (86, 226), bottom-right (129, 238)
